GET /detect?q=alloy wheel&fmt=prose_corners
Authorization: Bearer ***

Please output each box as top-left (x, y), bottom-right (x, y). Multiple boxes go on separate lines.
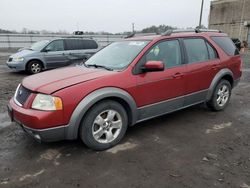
top-left (216, 84), bottom-right (230, 107)
top-left (92, 110), bottom-right (122, 144)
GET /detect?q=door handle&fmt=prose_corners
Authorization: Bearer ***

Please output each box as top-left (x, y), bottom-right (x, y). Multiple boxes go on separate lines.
top-left (172, 72), bottom-right (184, 79)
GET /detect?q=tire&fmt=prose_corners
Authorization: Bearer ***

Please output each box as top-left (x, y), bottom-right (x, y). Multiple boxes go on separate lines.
top-left (27, 60), bottom-right (43, 74)
top-left (207, 79), bottom-right (232, 111)
top-left (80, 100), bottom-right (128, 150)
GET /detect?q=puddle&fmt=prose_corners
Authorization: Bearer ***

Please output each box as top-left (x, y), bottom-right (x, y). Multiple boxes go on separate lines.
top-left (0, 112), bottom-right (11, 129)
top-left (106, 142), bottom-right (137, 154)
top-left (206, 122), bottom-right (232, 134)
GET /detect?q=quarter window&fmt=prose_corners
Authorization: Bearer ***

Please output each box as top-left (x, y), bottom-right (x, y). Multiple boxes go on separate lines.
top-left (206, 42), bottom-right (218, 59)
top-left (145, 40), bottom-right (182, 68)
top-left (183, 38), bottom-right (209, 64)
top-left (82, 40), bottom-right (98, 49)
top-left (211, 36), bottom-right (239, 56)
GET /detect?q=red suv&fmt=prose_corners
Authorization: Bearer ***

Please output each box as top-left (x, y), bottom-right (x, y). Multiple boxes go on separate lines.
top-left (8, 29), bottom-right (242, 150)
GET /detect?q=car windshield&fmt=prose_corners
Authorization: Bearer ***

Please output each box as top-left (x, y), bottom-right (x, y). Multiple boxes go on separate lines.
top-left (30, 40), bottom-right (50, 51)
top-left (85, 41), bottom-right (149, 70)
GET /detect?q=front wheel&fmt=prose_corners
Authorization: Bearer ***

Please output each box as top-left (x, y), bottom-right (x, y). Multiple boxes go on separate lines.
top-left (80, 100), bottom-right (128, 150)
top-left (27, 61), bottom-right (43, 74)
top-left (207, 79), bottom-right (232, 111)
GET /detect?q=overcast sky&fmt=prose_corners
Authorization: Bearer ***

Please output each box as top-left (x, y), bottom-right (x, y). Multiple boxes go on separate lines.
top-left (0, 0), bottom-right (212, 33)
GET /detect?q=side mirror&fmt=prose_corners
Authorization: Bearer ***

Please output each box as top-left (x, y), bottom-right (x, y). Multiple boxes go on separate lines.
top-left (142, 61), bottom-right (164, 72)
top-left (42, 48), bottom-right (51, 53)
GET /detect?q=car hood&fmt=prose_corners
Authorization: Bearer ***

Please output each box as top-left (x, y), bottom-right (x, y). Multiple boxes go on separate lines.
top-left (22, 67), bottom-right (117, 94)
top-left (10, 49), bottom-right (36, 58)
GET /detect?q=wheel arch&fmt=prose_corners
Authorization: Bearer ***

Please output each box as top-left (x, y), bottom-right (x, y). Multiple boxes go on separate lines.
top-left (206, 68), bottom-right (234, 101)
top-left (65, 87), bottom-right (138, 140)
top-left (25, 59), bottom-right (45, 71)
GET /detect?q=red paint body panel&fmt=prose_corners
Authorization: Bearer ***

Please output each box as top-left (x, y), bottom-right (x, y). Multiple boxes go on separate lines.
top-left (9, 98), bottom-right (64, 129)
top-left (134, 65), bottom-right (187, 107)
top-left (22, 67), bottom-right (117, 94)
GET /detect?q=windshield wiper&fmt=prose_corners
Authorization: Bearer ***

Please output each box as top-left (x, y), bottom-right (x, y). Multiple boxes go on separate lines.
top-left (85, 64), bottom-right (113, 71)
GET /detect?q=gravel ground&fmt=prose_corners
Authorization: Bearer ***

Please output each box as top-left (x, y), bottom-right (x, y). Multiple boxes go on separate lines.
top-left (0, 50), bottom-right (250, 188)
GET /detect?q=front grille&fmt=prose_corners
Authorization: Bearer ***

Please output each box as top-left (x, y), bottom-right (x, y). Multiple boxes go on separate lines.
top-left (15, 85), bottom-right (31, 106)
top-left (8, 57), bottom-right (13, 62)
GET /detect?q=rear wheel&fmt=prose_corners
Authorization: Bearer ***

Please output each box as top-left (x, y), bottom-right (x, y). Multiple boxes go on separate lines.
top-left (80, 100), bottom-right (128, 150)
top-left (207, 79), bottom-right (232, 111)
top-left (27, 60), bottom-right (43, 74)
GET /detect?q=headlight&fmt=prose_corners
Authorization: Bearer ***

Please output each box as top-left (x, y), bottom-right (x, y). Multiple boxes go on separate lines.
top-left (13, 57), bottom-right (24, 62)
top-left (32, 94), bottom-right (63, 111)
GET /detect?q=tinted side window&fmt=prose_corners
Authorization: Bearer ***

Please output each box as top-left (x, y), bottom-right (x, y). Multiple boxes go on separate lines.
top-left (183, 38), bottom-right (209, 63)
top-left (45, 40), bottom-right (64, 51)
top-left (65, 39), bottom-right (76, 50)
top-left (65, 39), bottom-right (98, 50)
top-left (145, 40), bottom-right (182, 68)
top-left (206, 42), bottom-right (218, 59)
top-left (81, 40), bottom-right (98, 49)
top-left (74, 39), bottom-right (83, 50)
top-left (211, 36), bottom-right (239, 56)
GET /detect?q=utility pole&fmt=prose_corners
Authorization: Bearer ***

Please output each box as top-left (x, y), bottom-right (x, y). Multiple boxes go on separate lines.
top-left (239, 0), bottom-right (246, 40)
top-left (199, 0), bottom-right (204, 28)
top-left (132, 23), bottom-right (135, 33)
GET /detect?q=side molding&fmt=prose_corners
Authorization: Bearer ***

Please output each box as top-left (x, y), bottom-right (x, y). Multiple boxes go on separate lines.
top-left (206, 68), bottom-right (233, 101)
top-left (65, 87), bottom-right (138, 140)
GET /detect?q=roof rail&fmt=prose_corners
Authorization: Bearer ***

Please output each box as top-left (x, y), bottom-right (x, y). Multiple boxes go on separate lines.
top-left (162, 28), bottom-right (222, 36)
top-left (124, 32), bottom-right (158, 39)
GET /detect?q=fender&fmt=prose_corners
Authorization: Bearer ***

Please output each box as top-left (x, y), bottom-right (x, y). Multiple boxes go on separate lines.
top-left (206, 68), bottom-right (233, 101)
top-left (65, 87), bottom-right (138, 140)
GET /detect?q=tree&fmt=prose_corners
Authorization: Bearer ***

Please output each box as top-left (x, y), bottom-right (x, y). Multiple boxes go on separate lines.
top-left (141, 25), bottom-right (177, 34)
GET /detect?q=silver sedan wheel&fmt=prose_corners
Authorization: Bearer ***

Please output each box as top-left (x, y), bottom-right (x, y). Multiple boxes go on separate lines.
top-left (31, 63), bottom-right (41, 73)
top-left (216, 84), bottom-right (230, 107)
top-left (92, 110), bottom-right (122, 144)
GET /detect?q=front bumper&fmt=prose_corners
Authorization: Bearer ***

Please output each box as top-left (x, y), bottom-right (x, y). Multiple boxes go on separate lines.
top-left (7, 99), bottom-right (68, 142)
top-left (6, 60), bottom-right (26, 71)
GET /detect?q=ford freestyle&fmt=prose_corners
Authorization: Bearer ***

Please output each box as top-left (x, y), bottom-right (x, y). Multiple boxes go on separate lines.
top-left (8, 29), bottom-right (242, 150)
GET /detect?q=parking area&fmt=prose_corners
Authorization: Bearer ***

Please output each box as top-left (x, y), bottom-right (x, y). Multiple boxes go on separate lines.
top-left (0, 50), bottom-right (250, 188)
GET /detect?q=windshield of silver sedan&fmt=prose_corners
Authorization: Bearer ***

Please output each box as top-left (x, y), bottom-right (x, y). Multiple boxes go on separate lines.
top-left (84, 41), bottom-right (149, 70)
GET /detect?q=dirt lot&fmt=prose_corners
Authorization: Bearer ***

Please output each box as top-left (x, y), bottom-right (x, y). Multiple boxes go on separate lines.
top-left (0, 50), bottom-right (250, 188)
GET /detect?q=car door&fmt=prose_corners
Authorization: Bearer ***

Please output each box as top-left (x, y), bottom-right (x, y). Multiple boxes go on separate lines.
top-left (134, 39), bottom-right (187, 120)
top-left (43, 39), bottom-right (69, 68)
top-left (64, 39), bottom-right (85, 65)
top-left (182, 37), bottom-right (221, 106)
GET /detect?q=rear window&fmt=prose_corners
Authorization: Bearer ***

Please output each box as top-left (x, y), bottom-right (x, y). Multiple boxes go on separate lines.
top-left (65, 39), bottom-right (98, 50)
top-left (82, 40), bottom-right (98, 49)
top-left (211, 36), bottom-right (239, 56)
